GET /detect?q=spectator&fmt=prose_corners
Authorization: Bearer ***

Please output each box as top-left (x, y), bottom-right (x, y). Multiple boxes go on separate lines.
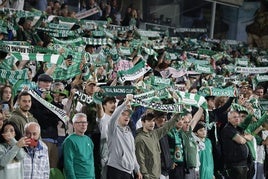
top-left (135, 111), bottom-right (180, 179)
top-left (23, 122), bottom-right (50, 179)
top-left (255, 85), bottom-right (265, 98)
top-left (64, 0), bottom-right (79, 12)
top-left (180, 108), bottom-right (203, 179)
top-left (50, 82), bottom-right (68, 159)
top-left (167, 114), bottom-right (185, 179)
top-left (109, 0), bottom-right (121, 25)
top-left (254, 119), bottom-right (268, 179)
top-left (29, 74), bottom-right (60, 168)
top-left (106, 94), bottom-right (142, 179)
top-left (154, 111), bottom-right (174, 179)
top-left (8, 91), bottom-right (38, 134)
top-left (121, 5), bottom-right (132, 26)
top-left (96, 96), bottom-right (116, 179)
top-left (238, 111), bottom-right (268, 178)
top-left (129, 9), bottom-right (139, 27)
top-left (0, 85), bottom-right (13, 120)
top-left (221, 110), bottom-right (249, 179)
top-left (0, 121), bottom-right (30, 179)
top-left (46, 5), bottom-right (53, 15)
top-left (80, 79), bottom-right (102, 178)
top-left (193, 122), bottom-right (214, 179)
top-left (53, 1), bottom-right (62, 15)
top-left (205, 95), bottom-right (234, 178)
top-left (83, 0), bottom-right (101, 20)
top-left (99, 1), bottom-right (111, 21)
top-left (16, 18), bottom-right (43, 46)
top-left (62, 113), bottom-right (95, 179)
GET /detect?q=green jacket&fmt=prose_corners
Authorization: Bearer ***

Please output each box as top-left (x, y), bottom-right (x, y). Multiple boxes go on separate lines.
top-left (135, 115), bottom-right (179, 179)
top-left (8, 108), bottom-right (38, 134)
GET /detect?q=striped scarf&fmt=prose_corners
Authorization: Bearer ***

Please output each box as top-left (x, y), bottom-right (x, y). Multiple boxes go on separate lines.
top-left (28, 90), bottom-right (69, 124)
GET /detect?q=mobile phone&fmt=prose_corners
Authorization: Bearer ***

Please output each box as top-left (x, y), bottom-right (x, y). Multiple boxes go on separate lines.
top-left (2, 104), bottom-right (9, 112)
top-left (29, 138), bottom-right (38, 147)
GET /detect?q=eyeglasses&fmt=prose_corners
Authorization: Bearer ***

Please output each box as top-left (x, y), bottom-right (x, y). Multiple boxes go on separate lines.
top-left (74, 121), bottom-right (88, 125)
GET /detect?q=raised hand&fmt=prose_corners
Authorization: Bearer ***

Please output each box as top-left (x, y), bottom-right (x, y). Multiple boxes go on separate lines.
top-left (16, 137), bottom-right (31, 148)
top-left (126, 94), bottom-right (133, 103)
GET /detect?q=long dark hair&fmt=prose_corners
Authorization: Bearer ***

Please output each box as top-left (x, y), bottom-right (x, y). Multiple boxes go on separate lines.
top-left (0, 121), bottom-right (22, 143)
top-left (0, 85), bottom-right (14, 111)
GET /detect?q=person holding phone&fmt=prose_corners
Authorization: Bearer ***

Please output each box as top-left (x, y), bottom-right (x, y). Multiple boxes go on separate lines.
top-left (0, 85), bottom-right (14, 120)
top-left (23, 122), bottom-right (50, 179)
top-left (0, 121), bottom-right (30, 179)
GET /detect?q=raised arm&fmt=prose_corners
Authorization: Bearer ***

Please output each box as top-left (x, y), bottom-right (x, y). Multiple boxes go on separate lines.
top-left (96, 103), bottom-right (105, 120)
top-left (215, 97), bottom-right (234, 113)
top-left (190, 107), bottom-right (204, 129)
top-left (0, 138), bottom-right (26, 167)
top-left (108, 94), bottom-right (133, 134)
top-left (156, 113), bottom-right (181, 139)
top-left (232, 133), bottom-right (247, 144)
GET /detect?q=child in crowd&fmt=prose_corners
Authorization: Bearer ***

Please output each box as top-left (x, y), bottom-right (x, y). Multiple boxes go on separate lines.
top-left (193, 122), bottom-right (214, 179)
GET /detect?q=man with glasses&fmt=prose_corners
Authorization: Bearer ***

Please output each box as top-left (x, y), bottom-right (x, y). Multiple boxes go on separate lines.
top-left (106, 94), bottom-right (142, 179)
top-left (62, 113), bottom-right (95, 179)
top-left (221, 110), bottom-right (250, 179)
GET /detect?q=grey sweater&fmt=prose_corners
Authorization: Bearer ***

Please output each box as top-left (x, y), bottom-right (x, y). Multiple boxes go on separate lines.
top-left (107, 101), bottom-right (140, 174)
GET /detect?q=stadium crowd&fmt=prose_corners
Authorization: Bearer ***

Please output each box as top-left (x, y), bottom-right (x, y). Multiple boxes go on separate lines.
top-left (0, 0), bottom-right (268, 179)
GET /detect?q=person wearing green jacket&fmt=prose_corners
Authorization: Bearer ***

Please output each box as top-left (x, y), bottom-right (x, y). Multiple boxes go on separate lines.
top-left (135, 111), bottom-right (181, 179)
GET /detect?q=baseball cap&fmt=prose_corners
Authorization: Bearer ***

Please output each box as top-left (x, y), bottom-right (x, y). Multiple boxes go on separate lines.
top-left (86, 79), bottom-right (97, 86)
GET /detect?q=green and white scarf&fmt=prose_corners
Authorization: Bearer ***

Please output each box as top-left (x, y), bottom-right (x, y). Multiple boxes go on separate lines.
top-left (235, 67), bottom-right (268, 74)
top-left (11, 53), bottom-right (64, 65)
top-left (117, 60), bottom-right (151, 83)
top-left (0, 68), bottom-right (28, 80)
